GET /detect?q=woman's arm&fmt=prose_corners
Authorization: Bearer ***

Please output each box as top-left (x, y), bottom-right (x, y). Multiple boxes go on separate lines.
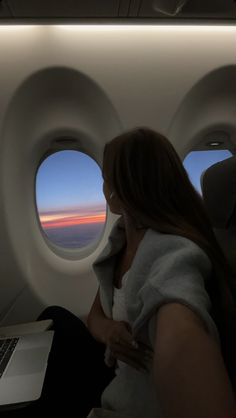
top-left (87, 289), bottom-right (134, 347)
top-left (153, 302), bottom-right (236, 418)
top-left (87, 289), bottom-right (114, 344)
top-left (87, 288), bottom-right (152, 370)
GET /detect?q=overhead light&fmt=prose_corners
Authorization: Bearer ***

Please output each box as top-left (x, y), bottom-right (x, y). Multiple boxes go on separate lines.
top-left (204, 131), bottom-right (230, 148)
top-left (152, 0), bottom-right (189, 16)
top-left (206, 141), bottom-right (224, 147)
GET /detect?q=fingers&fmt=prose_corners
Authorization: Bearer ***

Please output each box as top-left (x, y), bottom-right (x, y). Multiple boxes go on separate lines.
top-left (107, 321), bottom-right (134, 348)
top-left (105, 320), bottom-right (153, 371)
top-left (111, 343), bottom-right (153, 371)
top-left (113, 352), bottom-right (147, 371)
top-left (118, 332), bottom-right (136, 348)
top-left (117, 323), bottom-right (134, 346)
top-left (113, 343), bottom-right (153, 361)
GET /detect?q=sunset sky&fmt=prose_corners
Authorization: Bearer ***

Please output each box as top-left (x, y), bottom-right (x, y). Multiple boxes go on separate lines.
top-left (36, 149), bottom-right (232, 230)
top-left (40, 209), bottom-right (106, 229)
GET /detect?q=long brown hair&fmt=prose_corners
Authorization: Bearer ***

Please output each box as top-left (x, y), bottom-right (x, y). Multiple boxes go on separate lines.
top-left (103, 127), bottom-right (236, 381)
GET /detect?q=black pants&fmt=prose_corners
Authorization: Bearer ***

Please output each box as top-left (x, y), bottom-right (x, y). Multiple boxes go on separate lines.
top-left (0, 306), bottom-right (115, 417)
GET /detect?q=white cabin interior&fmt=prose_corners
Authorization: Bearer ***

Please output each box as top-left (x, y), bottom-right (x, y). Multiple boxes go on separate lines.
top-left (0, 0), bottom-right (236, 326)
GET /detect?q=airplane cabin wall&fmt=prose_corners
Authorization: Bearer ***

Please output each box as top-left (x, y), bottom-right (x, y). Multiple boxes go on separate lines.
top-left (0, 25), bottom-right (236, 324)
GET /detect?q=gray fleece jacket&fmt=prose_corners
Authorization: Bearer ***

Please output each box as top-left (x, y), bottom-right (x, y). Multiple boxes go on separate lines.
top-left (91, 218), bottom-right (220, 418)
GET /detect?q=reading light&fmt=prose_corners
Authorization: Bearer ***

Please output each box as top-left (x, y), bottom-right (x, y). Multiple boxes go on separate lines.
top-left (206, 141), bottom-right (224, 147)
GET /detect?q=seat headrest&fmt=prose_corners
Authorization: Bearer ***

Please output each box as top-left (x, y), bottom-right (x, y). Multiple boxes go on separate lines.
top-left (201, 155), bottom-right (236, 229)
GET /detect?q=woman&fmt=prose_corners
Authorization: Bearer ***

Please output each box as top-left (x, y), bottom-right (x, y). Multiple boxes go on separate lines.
top-left (4, 127), bottom-right (236, 418)
top-left (86, 127), bottom-right (236, 418)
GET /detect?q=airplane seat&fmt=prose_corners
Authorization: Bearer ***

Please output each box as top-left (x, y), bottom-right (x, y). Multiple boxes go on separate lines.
top-left (201, 155), bottom-right (236, 389)
top-left (201, 155), bottom-right (236, 274)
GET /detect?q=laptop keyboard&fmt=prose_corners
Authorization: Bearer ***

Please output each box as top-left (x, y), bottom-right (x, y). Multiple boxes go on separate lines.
top-left (0, 338), bottom-right (19, 377)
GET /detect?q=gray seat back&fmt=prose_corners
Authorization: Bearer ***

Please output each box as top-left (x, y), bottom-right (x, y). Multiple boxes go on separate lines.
top-left (201, 155), bottom-right (236, 274)
top-left (201, 155), bottom-right (236, 389)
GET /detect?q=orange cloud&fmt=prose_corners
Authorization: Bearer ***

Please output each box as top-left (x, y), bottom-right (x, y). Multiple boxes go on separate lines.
top-left (40, 213), bottom-right (106, 229)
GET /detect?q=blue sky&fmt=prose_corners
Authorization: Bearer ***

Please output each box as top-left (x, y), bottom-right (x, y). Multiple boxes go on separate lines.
top-left (183, 149), bottom-right (232, 194)
top-left (36, 150), bottom-right (105, 213)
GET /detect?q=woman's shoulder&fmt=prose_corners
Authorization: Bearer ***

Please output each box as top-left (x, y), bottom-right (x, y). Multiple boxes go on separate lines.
top-left (144, 228), bottom-right (208, 256)
top-left (136, 228), bottom-right (212, 278)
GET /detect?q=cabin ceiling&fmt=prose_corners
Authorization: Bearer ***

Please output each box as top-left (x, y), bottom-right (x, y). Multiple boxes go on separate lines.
top-left (0, 0), bottom-right (236, 21)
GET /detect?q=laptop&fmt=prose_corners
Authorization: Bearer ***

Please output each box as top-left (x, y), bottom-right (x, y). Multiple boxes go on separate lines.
top-left (0, 325), bottom-right (54, 408)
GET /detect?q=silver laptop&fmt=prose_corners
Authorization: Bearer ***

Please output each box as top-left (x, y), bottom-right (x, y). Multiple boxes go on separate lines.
top-left (0, 330), bottom-right (54, 406)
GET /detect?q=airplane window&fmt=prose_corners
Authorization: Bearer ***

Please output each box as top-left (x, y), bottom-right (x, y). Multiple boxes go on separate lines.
top-left (35, 150), bottom-right (106, 250)
top-left (183, 149), bottom-right (233, 195)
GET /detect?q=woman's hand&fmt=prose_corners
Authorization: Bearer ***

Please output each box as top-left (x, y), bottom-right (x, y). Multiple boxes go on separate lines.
top-left (104, 320), bottom-right (153, 371)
